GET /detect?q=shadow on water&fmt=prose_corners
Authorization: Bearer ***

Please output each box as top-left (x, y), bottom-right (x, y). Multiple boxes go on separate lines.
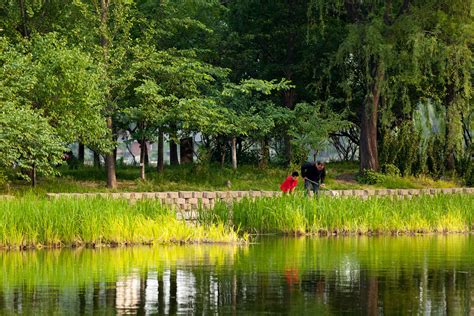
top-left (1, 235), bottom-right (474, 315)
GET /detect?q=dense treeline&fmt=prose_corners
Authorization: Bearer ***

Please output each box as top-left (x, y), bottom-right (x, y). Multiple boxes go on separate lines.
top-left (0, 0), bottom-right (472, 187)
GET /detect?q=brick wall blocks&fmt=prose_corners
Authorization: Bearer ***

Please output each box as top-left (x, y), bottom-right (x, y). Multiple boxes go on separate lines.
top-left (179, 191), bottom-right (193, 199)
top-left (155, 192), bottom-right (167, 199)
top-left (250, 191), bottom-right (262, 197)
top-left (143, 192), bottom-right (155, 199)
top-left (45, 187), bottom-right (474, 214)
top-left (203, 192), bottom-right (216, 198)
top-left (262, 191), bottom-right (274, 197)
top-left (167, 192), bottom-right (179, 198)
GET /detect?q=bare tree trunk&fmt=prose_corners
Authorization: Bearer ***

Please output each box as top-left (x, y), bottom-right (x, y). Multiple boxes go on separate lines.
top-left (78, 143), bottom-right (85, 165)
top-left (231, 137), bottom-right (237, 170)
top-left (30, 164), bottom-right (36, 187)
top-left (259, 138), bottom-right (270, 168)
top-left (360, 61), bottom-right (383, 172)
top-left (220, 137), bottom-right (226, 168)
top-left (170, 139), bottom-right (179, 166)
top-left (157, 130), bottom-right (164, 172)
top-left (105, 119), bottom-right (117, 188)
top-left (140, 139), bottom-right (146, 180)
top-left (179, 137), bottom-right (194, 164)
top-left (144, 143), bottom-right (149, 167)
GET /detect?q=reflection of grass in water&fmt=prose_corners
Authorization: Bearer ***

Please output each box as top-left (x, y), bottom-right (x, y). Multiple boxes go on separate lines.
top-left (206, 194), bottom-right (474, 235)
top-left (243, 235), bottom-right (474, 273)
top-left (0, 245), bottom-right (240, 289)
top-left (1, 236), bottom-right (472, 290)
top-left (0, 195), bottom-right (239, 249)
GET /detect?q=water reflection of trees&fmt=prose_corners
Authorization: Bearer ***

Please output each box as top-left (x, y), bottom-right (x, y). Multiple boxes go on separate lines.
top-left (0, 236), bottom-right (473, 314)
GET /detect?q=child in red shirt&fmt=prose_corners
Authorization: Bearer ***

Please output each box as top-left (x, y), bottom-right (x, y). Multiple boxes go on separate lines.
top-left (280, 171), bottom-right (299, 193)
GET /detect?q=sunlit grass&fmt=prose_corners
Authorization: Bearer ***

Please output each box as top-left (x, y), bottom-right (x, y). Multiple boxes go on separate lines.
top-left (0, 195), bottom-right (240, 249)
top-left (202, 194), bottom-right (474, 235)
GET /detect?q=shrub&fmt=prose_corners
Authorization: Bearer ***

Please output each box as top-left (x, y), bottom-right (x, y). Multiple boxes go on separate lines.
top-left (357, 169), bottom-right (385, 185)
top-left (381, 164), bottom-right (401, 177)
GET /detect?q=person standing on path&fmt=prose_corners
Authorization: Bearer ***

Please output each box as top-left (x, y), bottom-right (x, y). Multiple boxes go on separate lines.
top-left (301, 161), bottom-right (326, 196)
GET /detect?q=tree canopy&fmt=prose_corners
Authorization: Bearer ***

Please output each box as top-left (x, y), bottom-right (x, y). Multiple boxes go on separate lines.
top-left (0, 0), bottom-right (472, 186)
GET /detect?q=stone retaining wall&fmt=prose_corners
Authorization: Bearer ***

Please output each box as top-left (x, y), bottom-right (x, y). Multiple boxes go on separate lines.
top-left (45, 188), bottom-right (474, 212)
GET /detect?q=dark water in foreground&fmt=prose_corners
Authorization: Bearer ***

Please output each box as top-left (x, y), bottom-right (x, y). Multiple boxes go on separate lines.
top-left (1, 235), bottom-right (474, 315)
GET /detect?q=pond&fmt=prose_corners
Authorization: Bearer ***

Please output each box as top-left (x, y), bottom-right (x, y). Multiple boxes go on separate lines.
top-left (1, 235), bottom-right (473, 315)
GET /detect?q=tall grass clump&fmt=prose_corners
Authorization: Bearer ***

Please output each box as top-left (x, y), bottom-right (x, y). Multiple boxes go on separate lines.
top-left (0, 195), bottom-right (240, 249)
top-left (203, 194), bottom-right (474, 235)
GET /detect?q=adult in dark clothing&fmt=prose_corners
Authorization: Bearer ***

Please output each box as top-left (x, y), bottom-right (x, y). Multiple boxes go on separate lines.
top-left (301, 161), bottom-right (326, 196)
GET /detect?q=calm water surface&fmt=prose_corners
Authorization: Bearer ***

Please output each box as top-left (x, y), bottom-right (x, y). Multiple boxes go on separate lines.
top-left (1, 235), bottom-right (474, 315)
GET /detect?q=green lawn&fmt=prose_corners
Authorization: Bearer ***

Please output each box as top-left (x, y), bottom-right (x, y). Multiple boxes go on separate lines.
top-left (2, 162), bottom-right (462, 195)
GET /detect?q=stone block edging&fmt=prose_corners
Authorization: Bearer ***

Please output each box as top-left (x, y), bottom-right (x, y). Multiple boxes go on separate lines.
top-left (43, 188), bottom-right (474, 212)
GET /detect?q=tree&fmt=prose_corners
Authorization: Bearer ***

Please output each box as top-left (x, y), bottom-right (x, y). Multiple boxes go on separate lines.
top-left (0, 103), bottom-right (65, 185)
top-left (307, 0), bottom-right (473, 175)
top-left (290, 101), bottom-right (351, 163)
top-left (118, 41), bottom-right (228, 179)
top-left (70, 0), bottom-right (136, 188)
top-left (0, 39), bottom-right (65, 185)
top-left (214, 79), bottom-right (291, 169)
top-left (29, 34), bottom-right (108, 148)
top-left (223, 0), bottom-right (312, 164)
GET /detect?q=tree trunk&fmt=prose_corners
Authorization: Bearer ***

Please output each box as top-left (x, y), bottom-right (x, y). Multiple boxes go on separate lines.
top-left (231, 137), bottom-right (237, 170)
top-left (360, 61), bottom-right (383, 172)
top-left (18, 0), bottom-right (29, 38)
top-left (170, 139), bottom-right (179, 165)
top-left (444, 84), bottom-right (457, 172)
top-left (105, 118), bottom-right (117, 188)
top-left (30, 164), bottom-right (36, 187)
top-left (220, 137), bottom-right (226, 168)
top-left (99, 0), bottom-right (116, 188)
top-left (144, 142), bottom-right (149, 167)
top-left (179, 137), bottom-right (194, 164)
top-left (157, 130), bottom-right (164, 172)
top-left (139, 139), bottom-right (146, 180)
top-left (78, 143), bottom-right (85, 165)
top-left (93, 151), bottom-right (101, 168)
top-left (259, 138), bottom-right (270, 168)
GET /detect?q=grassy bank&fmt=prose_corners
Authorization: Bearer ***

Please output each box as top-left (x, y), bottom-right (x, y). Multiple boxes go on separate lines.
top-left (3, 162), bottom-right (460, 195)
top-left (202, 194), bottom-right (474, 235)
top-left (0, 196), bottom-right (240, 249)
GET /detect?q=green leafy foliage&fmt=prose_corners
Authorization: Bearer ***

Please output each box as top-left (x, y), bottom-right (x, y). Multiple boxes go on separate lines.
top-left (381, 164), bottom-right (401, 177)
top-left (0, 0), bottom-right (472, 186)
top-left (357, 169), bottom-right (385, 185)
top-left (290, 101), bottom-right (351, 163)
top-left (0, 37), bottom-right (66, 179)
top-left (0, 103), bottom-right (66, 179)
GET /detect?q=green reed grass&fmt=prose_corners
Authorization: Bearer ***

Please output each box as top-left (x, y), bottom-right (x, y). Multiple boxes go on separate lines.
top-left (203, 194), bottom-right (474, 235)
top-left (0, 195), bottom-right (239, 249)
